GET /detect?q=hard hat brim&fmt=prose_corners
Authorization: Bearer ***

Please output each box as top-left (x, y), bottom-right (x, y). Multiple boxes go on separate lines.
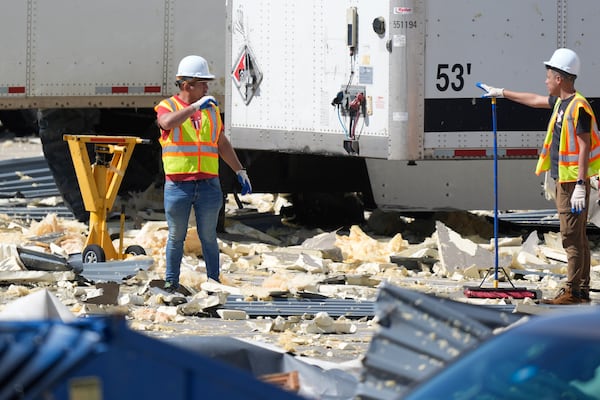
top-left (176, 75), bottom-right (216, 81)
top-left (544, 62), bottom-right (577, 78)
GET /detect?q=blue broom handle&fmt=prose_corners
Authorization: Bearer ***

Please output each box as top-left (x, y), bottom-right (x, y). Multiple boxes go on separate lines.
top-left (492, 97), bottom-right (499, 286)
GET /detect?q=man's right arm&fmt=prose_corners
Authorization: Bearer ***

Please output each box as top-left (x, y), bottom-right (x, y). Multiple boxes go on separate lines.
top-left (479, 83), bottom-right (551, 109)
top-left (503, 90), bottom-right (551, 109)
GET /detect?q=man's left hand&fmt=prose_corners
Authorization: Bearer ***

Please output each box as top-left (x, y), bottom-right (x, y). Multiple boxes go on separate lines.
top-left (571, 184), bottom-right (587, 214)
top-left (236, 169), bottom-right (252, 195)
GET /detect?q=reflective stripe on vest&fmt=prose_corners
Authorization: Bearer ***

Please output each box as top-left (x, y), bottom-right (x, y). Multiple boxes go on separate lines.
top-left (164, 98), bottom-right (183, 142)
top-left (535, 92), bottom-right (600, 182)
top-left (156, 96), bottom-right (221, 176)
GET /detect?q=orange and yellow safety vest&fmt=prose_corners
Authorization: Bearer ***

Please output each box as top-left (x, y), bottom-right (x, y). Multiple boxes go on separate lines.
top-left (535, 92), bottom-right (600, 182)
top-left (155, 96), bottom-right (222, 179)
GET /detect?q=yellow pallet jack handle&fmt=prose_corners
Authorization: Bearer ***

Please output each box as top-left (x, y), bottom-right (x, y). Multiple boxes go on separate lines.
top-left (64, 134), bottom-right (149, 262)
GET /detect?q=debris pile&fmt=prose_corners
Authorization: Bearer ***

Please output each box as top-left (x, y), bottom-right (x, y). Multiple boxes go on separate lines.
top-left (0, 198), bottom-right (599, 363)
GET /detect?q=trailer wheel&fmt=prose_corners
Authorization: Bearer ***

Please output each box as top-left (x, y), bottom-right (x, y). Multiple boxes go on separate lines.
top-left (82, 245), bottom-right (106, 263)
top-left (124, 245), bottom-right (146, 256)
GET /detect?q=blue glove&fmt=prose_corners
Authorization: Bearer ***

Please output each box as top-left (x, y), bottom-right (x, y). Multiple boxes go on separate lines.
top-left (191, 95), bottom-right (217, 111)
top-left (237, 169), bottom-right (252, 195)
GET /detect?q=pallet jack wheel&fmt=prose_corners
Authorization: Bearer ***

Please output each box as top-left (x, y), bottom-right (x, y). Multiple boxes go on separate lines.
top-left (82, 244), bottom-right (106, 263)
top-left (124, 245), bottom-right (146, 256)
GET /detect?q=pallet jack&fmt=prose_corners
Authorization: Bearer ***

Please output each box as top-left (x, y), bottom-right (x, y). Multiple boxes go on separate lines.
top-left (64, 134), bottom-right (150, 263)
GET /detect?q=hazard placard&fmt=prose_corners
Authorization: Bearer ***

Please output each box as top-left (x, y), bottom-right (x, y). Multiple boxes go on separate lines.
top-left (231, 45), bottom-right (262, 105)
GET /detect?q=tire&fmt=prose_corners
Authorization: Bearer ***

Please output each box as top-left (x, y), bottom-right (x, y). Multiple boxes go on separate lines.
top-left (82, 244), bottom-right (106, 263)
top-left (124, 244), bottom-right (146, 256)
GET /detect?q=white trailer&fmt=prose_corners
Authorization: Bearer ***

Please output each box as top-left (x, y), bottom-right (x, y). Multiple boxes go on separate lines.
top-left (0, 0), bottom-right (226, 108)
top-left (226, 0), bottom-right (600, 211)
top-left (0, 0), bottom-right (230, 221)
top-left (2, 0), bottom-right (600, 221)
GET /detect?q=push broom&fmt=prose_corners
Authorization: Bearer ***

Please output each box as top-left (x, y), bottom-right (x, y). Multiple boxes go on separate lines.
top-left (463, 84), bottom-right (538, 299)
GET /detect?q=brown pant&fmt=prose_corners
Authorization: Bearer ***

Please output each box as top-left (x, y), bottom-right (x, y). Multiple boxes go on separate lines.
top-left (556, 181), bottom-right (591, 292)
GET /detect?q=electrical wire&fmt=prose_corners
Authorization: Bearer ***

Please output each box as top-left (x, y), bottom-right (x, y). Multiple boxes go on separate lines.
top-left (345, 56), bottom-right (356, 92)
top-left (337, 106), bottom-right (348, 138)
top-left (355, 117), bottom-right (366, 140)
top-left (351, 110), bottom-right (361, 139)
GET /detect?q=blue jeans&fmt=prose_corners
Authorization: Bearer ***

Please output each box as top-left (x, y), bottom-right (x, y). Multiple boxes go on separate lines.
top-left (164, 178), bottom-right (223, 284)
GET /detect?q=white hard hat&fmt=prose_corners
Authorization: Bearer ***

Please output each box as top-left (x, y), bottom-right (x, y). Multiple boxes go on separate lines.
top-left (544, 48), bottom-right (580, 77)
top-left (176, 55), bottom-right (215, 80)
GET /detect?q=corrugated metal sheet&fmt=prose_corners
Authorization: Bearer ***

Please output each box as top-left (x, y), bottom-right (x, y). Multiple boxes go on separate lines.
top-left (355, 283), bottom-right (523, 400)
top-left (224, 296), bottom-right (375, 318)
top-left (0, 156), bottom-right (73, 220)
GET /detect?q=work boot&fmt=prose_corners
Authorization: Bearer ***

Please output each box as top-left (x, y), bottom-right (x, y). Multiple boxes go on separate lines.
top-left (163, 281), bottom-right (179, 294)
top-left (542, 287), bottom-right (583, 305)
top-left (581, 288), bottom-right (591, 303)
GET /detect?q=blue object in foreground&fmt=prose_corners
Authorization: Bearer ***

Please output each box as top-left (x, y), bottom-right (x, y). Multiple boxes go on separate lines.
top-left (404, 306), bottom-right (600, 399)
top-left (0, 316), bottom-right (303, 400)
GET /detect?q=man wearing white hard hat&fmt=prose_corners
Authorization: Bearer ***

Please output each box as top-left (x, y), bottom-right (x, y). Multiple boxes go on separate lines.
top-left (480, 48), bottom-right (600, 304)
top-left (154, 55), bottom-right (252, 292)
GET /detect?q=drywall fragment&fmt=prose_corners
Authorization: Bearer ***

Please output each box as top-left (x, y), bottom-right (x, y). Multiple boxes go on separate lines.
top-left (355, 262), bottom-right (389, 275)
top-left (261, 250), bottom-right (325, 273)
top-left (286, 253), bottom-right (325, 273)
top-left (217, 309), bottom-right (248, 320)
top-left (481, 236), bottom-right (523, 250)
top-left (84, 282), bottom-right (119, 305)
top-left (543, 231), bottom-right (563, 250)
top-left (301, 231), bottom-right (344, 261)
top-left (177, 292), bottom-right (227, 316)
top-left (272, 316), bottom-right (295, 332)
top-left (157, 305), bottom-right (179, 318)
top-left (345, 274), bottom-right (381, 287)
top-left (118, 293), bottom-right (145, 306)
top-left (201, 280), bottom-right (242, 295)
top-left (260, 251), bottom-right (297, 271)
top-left (332, 316), bottom-right (357, 334)
top-left (0, 289), bottom-right (74, 321)
top-left (462, 265), bottom-right (481, 279)
top-left (0, 270), bottom-right (74, 283)
top-left (0, 243), bottom-right (17, 260)
top-left (516, 231), bottom-right (548, 267)
top-left (538, 246), bottom-right (567, 263)
top-left (130, 307), bottom-right (156, 321)
top-left (234, 254), bottom-right (262, 270)
top-left (314, 312), bottom-right (334, 328)
top-left (317, 284), bottom-right (376, 300)
top-left (0, 256), bottom-right (23, 271)
top-left (225, 221), bottom-right (281, 245)
top-left (435, 221), bottom-right (511, 273)
top-left (77, 304), bottom-right (129, 317)
top-left (301, 314), bottom-right (357, 334)
top-left (247, 319), bottom-right (273, 333)
top-left (513, 302), bottom-right (558, 316)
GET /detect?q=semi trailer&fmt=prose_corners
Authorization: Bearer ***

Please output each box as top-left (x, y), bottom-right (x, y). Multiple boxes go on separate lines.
top-left (1, 0), bottom-right (598, 222)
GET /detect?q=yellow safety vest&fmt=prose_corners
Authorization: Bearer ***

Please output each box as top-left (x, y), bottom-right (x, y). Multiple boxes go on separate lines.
top-left (155, 96), bottom-right (222, 178)
top-left (535, 92), bottom-right (600, 182)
